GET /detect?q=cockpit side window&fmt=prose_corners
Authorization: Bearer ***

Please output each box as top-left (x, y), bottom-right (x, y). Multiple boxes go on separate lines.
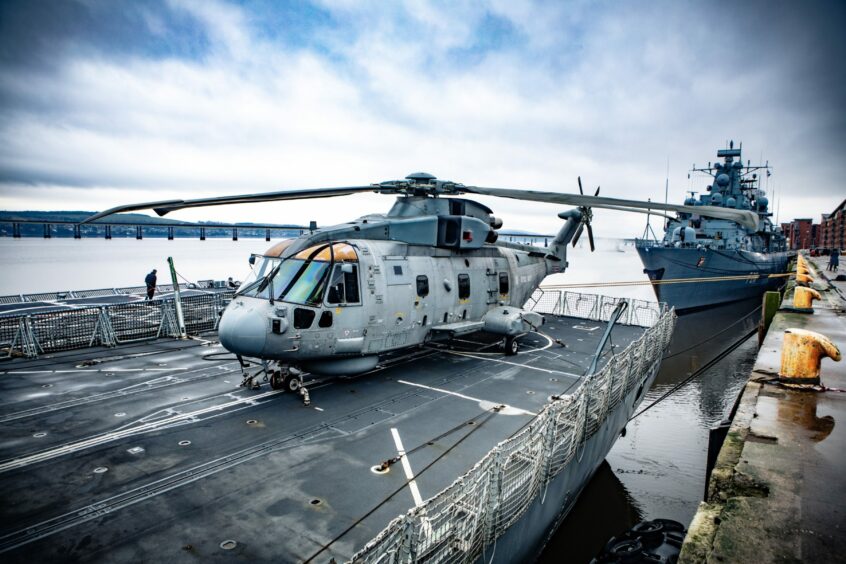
top-left (326, 264), bottom-right (360, 305)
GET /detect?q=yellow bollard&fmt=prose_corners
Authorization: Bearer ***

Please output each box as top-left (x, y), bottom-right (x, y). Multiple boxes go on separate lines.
top-left (796, 272), bottom-right (815, 286)
top-left (793, 286), bottom-right (822, 309)
top-left (797, 265), bottom-right (811, 276)
top-left (779, 328), bottom-right (842, 385)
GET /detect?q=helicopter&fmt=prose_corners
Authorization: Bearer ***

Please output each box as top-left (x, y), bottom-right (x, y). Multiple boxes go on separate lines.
top-left (83, 173), bottom-right (759, 392)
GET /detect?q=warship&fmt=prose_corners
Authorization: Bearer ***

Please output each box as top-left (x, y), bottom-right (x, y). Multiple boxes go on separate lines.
top-left (636, 142), bottom-right (791, 312)
top-left (0, 281), bottom-right (673, 563)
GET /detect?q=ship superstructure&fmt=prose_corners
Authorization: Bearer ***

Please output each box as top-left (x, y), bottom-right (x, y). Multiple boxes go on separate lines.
top-left (637, 142), bottom-right (791, 311)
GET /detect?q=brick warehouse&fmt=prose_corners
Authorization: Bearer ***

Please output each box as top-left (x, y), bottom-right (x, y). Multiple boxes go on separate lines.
top-left (820, 199), bottom-right (846, 250)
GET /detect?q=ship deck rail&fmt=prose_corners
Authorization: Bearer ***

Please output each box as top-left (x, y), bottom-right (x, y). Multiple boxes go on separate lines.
top-left (0, 290), bottom-right (235, 359)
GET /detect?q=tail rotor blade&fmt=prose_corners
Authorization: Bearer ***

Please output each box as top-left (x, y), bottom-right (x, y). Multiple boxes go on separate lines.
top-left (587, 223), bottom-right (595, 252)
top-left (578, 176), bottom-right (584, 195)
top-left (572, 223), bottom-right (585, 247)
top-left (594, 186), bottom-right (600, 197)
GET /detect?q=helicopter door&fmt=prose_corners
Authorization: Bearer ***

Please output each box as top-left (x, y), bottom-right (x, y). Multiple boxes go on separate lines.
top-left (383, 257), bottom-right (413, 349)
top-left (486, 258), bottom-right (509, 305)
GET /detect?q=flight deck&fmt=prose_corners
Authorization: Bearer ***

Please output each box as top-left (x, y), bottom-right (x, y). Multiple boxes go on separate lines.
top-left (0, 293), bottom-right (672, 563)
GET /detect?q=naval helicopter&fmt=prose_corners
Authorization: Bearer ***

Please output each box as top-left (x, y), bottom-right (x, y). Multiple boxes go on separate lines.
top-left (83, 173), bottom-right (759, 392)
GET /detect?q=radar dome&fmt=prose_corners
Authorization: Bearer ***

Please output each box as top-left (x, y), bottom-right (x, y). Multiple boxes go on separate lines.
top-left (716, 173), bottom-right (730, 187)
top-left (714, 163), bottom-right (722, 170)
top-left (757, 196), bottom-right (769, 210)
top-left (726, 197), bottom-right (737, 207)
top-left (684, 197), bottom-right (697, 206)
top-left (733, 161), bottom-right (743, 169)
top-left (710, 192), bottom-right (723, 205)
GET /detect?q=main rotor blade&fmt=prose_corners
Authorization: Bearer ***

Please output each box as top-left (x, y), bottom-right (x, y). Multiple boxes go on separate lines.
top-left (460, 186), bottom-right (760, 230)
top-left (587, 223), bottom-right (595, 252)
top-left (81, 185), bottom-right (380, 224)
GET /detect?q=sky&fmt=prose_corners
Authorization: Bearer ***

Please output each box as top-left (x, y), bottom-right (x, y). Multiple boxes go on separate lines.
top-left (1, 0), bottom-right (844, 237)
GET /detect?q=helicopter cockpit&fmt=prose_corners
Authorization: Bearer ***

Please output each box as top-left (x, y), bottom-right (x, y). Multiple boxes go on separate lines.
top-left (238, 242), bottom-right (360, 307)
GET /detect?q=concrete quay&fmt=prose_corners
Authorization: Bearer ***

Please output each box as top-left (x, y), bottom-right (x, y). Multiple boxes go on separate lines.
top-left (680, 255), bottom-right (845, 562)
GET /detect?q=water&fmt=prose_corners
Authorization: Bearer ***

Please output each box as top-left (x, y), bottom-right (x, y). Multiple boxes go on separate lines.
top-left (0, 238), bottom-right (274, 295)
top-left (0, 236), bottom-right (759, 560)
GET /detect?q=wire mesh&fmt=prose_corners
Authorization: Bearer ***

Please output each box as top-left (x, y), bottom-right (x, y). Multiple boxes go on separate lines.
top-left (0, 290), bottom-right (234, 357)
top-left (351, 294), bottom-right (675, 564)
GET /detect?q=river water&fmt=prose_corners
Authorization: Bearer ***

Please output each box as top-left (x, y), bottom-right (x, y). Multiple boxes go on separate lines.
top-left (0, 237), bottom-right (758, 561)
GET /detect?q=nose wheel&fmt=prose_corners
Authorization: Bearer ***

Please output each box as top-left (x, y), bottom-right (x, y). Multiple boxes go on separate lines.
top-left (504, 336), bottom-right (519, 356)
top-left (269, 366), bottom-right (303, 393)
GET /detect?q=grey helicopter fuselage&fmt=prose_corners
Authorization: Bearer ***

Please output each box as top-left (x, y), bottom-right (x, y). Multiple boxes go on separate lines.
top-left (218, 195), bottom-right (577, 376)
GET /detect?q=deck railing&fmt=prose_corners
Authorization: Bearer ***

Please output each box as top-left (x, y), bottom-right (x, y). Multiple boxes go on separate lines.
top-left (350, 291), bottom-right (674, 563)
top-left (0, 291), bottom-right (234, 358)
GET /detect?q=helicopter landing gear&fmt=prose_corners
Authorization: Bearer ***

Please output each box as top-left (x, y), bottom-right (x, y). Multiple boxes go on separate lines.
top-left (504, 336), bottom-right (519, 356)
top-left (269, 365), bottom-right (304, 393)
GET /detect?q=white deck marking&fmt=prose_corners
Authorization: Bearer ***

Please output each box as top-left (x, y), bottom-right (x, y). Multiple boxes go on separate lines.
top-left (313, 407), bottom-right (324, 412)
top-left (390, 427), bottom-right (424, 507)
top-left (441, 349), bottom-right (577, 378)
top-left (4, 368), bottom-right (188, 374)
top-left (0, 389), bottom-right (284, 474)
top-left (397, 380), bottom-right (536, 416)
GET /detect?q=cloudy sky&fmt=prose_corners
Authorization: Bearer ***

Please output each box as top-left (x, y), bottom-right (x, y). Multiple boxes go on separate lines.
top-left (1, 0), bottom-right (844, 236)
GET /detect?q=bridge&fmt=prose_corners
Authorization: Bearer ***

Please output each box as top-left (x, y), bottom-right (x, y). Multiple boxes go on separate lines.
top-left (0, 218), bottom-right (314, 241)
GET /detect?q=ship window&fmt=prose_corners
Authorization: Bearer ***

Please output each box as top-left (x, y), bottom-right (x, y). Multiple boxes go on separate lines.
top-left (416, 275), bottom-right (429, 297)
top-left (458, 274), bottom-right (470, 299)
top-left (499, 273), bottom-right (509, 294)
top-left (294, 308), bottom-right (316, 329)
top-left (318, 310), bottom-right (333, 328)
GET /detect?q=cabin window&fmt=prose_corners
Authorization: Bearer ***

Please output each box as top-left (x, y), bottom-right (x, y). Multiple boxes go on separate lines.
top-left (458, 274), bottom-right (470, 299)
top-left (499, 272), bottom-right (509, 294)
top-left (393, 265), bottom-right (403, 275)
top-left (326, 264), bottom-right (360, 305)
top-left (318, 310), bottom-right (333, 328)
top-left (294, 308), bottom-right (316, 329)
top-left (416, 275), bottom-right (429, 297)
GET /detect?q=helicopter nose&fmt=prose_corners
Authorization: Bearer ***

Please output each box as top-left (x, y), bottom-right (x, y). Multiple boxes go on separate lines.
top-left (218, 299), bottom-right (268, 358)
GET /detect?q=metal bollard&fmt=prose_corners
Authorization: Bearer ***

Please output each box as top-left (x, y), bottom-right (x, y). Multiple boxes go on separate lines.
top-left (793, 286), bottom-right (821, 309)
top-left (779, 328), bottom-right (841, 385)
top-left (796, 272), bottom-right (815, 286)
top-left (796, 264), bottom-right (811, 276)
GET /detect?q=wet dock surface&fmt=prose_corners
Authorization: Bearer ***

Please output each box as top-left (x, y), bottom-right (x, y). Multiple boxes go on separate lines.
top-left (680, 255), bottom-right (846, 562)
top-left (0, 316), bottom-right (645, 562)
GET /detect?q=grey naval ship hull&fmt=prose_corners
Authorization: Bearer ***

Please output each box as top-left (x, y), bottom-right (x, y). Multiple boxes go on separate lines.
top-left (0, 290), bottom-right (672, 563)
top-left (637, 245), bottom-right (791, 313)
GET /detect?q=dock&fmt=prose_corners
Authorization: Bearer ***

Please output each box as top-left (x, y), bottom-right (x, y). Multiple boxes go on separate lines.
top-left (680, 255), bottom-right (845, 562)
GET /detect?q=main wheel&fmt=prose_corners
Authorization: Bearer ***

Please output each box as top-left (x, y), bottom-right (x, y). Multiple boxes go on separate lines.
top-left (505, 336), bottom-right (519, 356)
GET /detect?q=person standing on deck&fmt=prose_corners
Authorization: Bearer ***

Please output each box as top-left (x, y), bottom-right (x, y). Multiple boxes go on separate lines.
top-left (145, 269), bottom-right (157, 300)
top-left (829, 249), bottom-right (840, 271)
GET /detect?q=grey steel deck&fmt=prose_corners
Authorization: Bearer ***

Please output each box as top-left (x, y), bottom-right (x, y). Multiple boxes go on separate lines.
top-left (0, 318), bottom-right (646, 562)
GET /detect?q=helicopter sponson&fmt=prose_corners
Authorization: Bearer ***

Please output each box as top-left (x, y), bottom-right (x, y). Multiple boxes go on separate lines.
top-left (82, 172), bottom-right (757, 388)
